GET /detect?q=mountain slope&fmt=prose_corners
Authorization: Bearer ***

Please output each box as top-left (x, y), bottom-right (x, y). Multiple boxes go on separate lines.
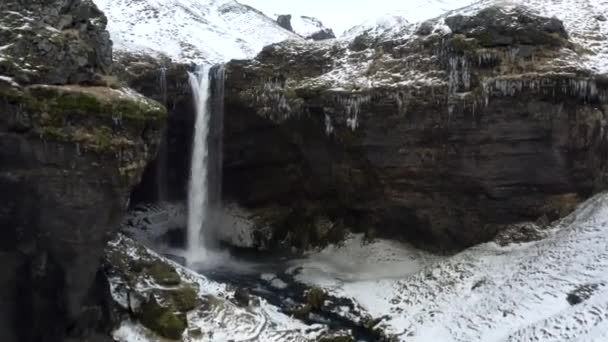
top-left (278, 14), bottom-right (336, 40)
top-left (342, 0), bottom-right (608, 73)
top-left (93, 0), bottom-right (302, 63)
top-left (342, 0), bottom-right (474, 38)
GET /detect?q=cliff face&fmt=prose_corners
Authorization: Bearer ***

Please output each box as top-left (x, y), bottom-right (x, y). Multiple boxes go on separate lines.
top-left (223, 6), bottom-right (608, 249)
top-left (0, 1), bottom-right (166, 341)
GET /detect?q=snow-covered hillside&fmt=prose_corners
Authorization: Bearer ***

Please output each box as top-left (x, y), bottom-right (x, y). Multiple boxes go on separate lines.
top-left (293, 193), bottom-right (608, 341)
top-left (281, 14), bottom-right (336, 40)
top-left (458, 0), bottom-right (608, 73)
top-left (342, 0), bottom-right (475, 38)
top-left (93, 0), bottom-right (302, 63)
top-left (342, 0), bottom-right (608, 73)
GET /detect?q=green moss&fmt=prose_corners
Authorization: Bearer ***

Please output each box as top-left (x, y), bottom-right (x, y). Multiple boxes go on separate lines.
top-left (147, 262), bottom-right (181, 286)
top-left (170, 285), bottom-right (199, 312)
top-left (139, 297), bottom-right (187, 340)
top-left (292, 304), bottom-right (312, 320)
top-left (305, 287), bottom-right (327, 310)
top-left (39, 126), bottom-right (69, 140)
top-left (449, 34), bottom-right (480, 53)
top-left (28, 85), bottom-right (166, 124)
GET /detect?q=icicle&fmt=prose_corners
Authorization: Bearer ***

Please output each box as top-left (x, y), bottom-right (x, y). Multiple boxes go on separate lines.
top-left (325, 114), bottom-right (334, 135)
top-left (336, 94), bottom-right (370, 131)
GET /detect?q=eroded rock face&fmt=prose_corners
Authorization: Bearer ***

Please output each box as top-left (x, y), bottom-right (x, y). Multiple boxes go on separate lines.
top-left (223, 5), bottom-right (608, 250)
top-left (0, 0), bottom-right (112, 85)
top-left (111, 53), bottom-right (194, 203)
top-left (0, 2), bottom-right (166, 342)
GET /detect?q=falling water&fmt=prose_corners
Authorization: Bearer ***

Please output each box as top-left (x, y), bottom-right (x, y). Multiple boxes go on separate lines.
top-left (187, 65), bottom-right (212, 260)
top-left (155, 66), bottom-right (169, 202)
top-left (186, 65), bottom-right (225, 262)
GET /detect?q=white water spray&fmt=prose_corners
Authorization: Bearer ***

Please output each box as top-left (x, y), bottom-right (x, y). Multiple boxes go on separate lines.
top-left (187, 66), bottom-right (213, 261)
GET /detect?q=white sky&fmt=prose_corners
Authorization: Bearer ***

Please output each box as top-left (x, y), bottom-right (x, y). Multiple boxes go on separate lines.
top-left (238, 0), bottom-right (476, 35)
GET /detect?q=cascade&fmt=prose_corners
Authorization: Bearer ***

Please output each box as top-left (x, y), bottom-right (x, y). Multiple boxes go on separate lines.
top-left (186, 65), bottom-right (225, 263)
top-left (155, 65), bottom-right (169, 202)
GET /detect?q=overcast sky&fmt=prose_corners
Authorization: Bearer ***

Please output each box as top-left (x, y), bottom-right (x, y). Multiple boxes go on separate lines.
top-left (239, 0), bottom-right (475, 35)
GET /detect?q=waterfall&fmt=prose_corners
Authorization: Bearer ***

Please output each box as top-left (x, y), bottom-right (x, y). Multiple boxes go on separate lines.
top-left (156, 66), bottom-right (169, 202)
top-left (186, 65), bottom-right (225, 262)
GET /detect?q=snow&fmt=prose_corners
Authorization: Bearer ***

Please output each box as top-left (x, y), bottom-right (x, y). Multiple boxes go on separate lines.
top-left (93, 0), bottom-right (302, 63)
top-left (108, 235), bottom-right (326, 342)
top-left (294, 193), bottom-right (608, 341)
top-left (340, 0), bottom-right (608, 73)
top-left (342, 0), bottom-right (476, 39)
top-left (286, 15), bottom-right (333, 38)
top-left (0, 75), bottom-right (19, 87)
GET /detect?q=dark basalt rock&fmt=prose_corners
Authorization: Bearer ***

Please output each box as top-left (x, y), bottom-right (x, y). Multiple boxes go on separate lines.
top-left (445, 6), bottom-right (569, 47)
top-left (277, 14), bottom-right (294, 32)
top-left (111, 53), bottom-right (194, 204)
top-left (567, 284), bottom-right (603, 305)
top-left (221, 6), bottom-right (608, 251)
top-left (308, 28), bottom-right (336, 41)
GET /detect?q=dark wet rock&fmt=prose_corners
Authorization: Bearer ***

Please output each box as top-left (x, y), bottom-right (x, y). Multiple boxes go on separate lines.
top-left (233, 287), bottom-right (251, 307)
top-left (111, 53), bottom-right (194, 203)
top-left (0, 1), bottom-right (166, 341)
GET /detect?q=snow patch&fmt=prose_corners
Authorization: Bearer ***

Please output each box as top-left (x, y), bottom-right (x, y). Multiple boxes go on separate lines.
top-left (93, 0), bottom-right (301, 63)
top-left (294, 193), bottom-right (608, 341)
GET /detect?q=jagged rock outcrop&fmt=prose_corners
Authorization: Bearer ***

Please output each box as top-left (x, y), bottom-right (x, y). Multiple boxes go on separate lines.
top-left (223, 5), bottom-right (608, 250)
top-left (0, 0), bottom-right (112, 85)
top-left (277, 14), bottom-right (294, 32)
top-left (276, 14), bottom-right (336, 41)
top-left (0, 1), bottom-right (166, 342)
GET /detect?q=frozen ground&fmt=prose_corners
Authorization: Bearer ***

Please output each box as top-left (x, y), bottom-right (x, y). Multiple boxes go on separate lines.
top-left (114, 192), bottom-right (608, 341)
top-left (293, 193), bottom-right (608, 341)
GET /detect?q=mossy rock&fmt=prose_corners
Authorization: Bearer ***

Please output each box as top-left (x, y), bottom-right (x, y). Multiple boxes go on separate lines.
top-left (291, 303), bottom-right (312, 320)
top-left (28, 85), bottom-right (166, 124)
top-left (169, 285), bottom-right (199, 312)
top-left (139, 297), bottom-right (187, 340)
top-left (0, 84), bottom-right (166, 153)
top-left (305, 287), bottom-right (327, 311)
top-left (448, 34), bottom-right (480, 54)
top-left (188, 328), bottom-right (203, 339)
top-left (147, 261), bottom-right (181, 286)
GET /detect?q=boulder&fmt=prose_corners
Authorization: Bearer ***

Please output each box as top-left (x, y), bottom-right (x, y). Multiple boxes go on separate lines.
top-left (277, 14), bottom-right (294, 32)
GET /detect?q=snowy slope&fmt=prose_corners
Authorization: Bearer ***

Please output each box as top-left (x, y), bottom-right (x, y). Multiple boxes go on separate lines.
top-left (93, 0), bottom-right (302, 63)
top-left (341, 0), bottom-right (608, 73)
top-left (287, 15), bottom-right (335, 39)
top-left (342, 0), bottom-right (475, 38)
top-left (455, 0), bottom-right (608, 73)
top-left (294, 193), bottom-right (608, 341)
